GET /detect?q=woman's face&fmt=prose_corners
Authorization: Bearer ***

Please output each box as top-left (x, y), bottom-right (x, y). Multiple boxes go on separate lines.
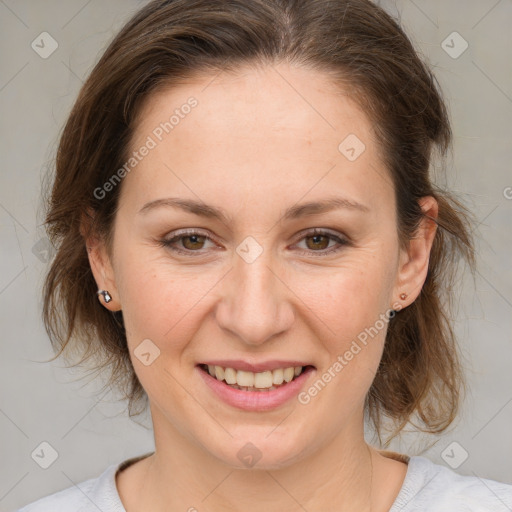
top-left (92, 62), bottom-right (435, 469)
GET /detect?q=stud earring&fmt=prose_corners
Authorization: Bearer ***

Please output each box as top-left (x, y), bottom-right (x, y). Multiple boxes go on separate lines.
top-left (399, 292), bottom-right (407, 300)
top-left (97, 290), bottom-right (112, 303)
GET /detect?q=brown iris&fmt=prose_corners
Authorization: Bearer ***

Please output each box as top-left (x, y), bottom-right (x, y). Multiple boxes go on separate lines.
top-left (181, 234), bottom-right (207, 250)
top-left (305, 234), bottom-right (330, 251)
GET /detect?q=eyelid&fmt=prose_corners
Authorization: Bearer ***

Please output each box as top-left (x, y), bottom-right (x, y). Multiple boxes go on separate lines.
top-left (167, 227), bottom-right (217, 242)
top-left (292, 227), bottom-right (346, 243)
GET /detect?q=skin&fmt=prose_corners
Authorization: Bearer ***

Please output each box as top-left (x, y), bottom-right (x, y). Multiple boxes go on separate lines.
top-left (86, 61), bottom-right (438, 511)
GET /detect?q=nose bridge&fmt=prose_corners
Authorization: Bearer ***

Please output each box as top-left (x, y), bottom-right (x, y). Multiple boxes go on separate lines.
top-left (216, 240), bottom-right (293, 345)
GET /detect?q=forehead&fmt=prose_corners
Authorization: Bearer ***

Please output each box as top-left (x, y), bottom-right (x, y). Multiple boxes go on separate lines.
top-left (123, 62), bottom-right (392, 217)
top-left (135, 62), bottom-right (368, 146)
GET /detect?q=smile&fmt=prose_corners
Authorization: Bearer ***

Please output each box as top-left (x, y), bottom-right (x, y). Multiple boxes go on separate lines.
top-left (196, 363), bottom-right (316, 411)
top-left (199, 364), bottom-right (311, 391)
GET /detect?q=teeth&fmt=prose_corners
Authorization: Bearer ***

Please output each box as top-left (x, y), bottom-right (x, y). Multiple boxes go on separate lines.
top-left (236, 370), bottom-right (254, 387)
top-left (224, 367), bottom-right (237, 385)
top-left (272, 368), bottom-right (284, 385)
top-left (215, 366), bottom-right (225, 381)
top-left (283, 367), bottom-right (295, 382)
top-left (207, 365), bottom-right (305, 389)
top-left (254, 371), bottom-right (273, 389)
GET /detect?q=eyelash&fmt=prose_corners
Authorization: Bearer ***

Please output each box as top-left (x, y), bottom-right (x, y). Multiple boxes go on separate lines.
top-left (157, 228), bottom-right (350, 257)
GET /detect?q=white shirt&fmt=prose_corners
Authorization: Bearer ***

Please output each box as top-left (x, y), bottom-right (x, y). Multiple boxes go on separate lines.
top-left (17, 452), bottom-right (512, 511)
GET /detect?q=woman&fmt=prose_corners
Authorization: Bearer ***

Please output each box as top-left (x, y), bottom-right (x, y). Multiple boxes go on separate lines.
top-left (19, 0), bottom-right (511, 510)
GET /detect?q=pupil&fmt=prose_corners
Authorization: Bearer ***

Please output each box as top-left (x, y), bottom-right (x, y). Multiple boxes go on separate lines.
top-left (307, 234), bottom-right (328, 250)
top-left (184, 235), bottom-right (204, 249)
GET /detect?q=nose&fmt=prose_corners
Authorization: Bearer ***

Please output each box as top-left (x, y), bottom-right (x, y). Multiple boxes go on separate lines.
top-left (214, 247), bottom-right (295, 346)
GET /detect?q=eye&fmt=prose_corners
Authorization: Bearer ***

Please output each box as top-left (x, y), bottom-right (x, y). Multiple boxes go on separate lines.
top-left (158, 229), bottom-right (218, 255)
top-left (158, 228), bottom-right (350, 257)
top-left (293, 228), bottom-right (350, 256)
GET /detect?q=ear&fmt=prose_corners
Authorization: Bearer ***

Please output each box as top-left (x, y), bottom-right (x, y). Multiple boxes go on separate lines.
top-left (80, 210), bottom-right (122, 312)
top-left (392, 196), bottom-right (438, 310)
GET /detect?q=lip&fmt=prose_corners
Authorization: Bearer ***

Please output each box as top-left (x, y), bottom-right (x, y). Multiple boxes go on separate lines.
top-left (199, 359), bottom-right (312, 373)
top-left (196, 364), bottom-right (316, 411)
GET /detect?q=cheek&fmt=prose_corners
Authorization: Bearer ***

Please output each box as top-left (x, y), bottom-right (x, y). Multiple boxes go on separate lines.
top-left (300, 266), bottom-right (390, 414)
top-left (292, 246), bottom-right (395, 394)
top-left (294, 254), bottom-right (394, 337)
top-left (116, 262), bottom-right (209, 400)
top-left (119, 267), bottom-right (201, 346)
top-left (115, 246), bottom-right (227, 367)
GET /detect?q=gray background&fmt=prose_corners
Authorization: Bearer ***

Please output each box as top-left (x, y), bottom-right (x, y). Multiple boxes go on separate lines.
top-left (1, 0), bottom-right (511, 510)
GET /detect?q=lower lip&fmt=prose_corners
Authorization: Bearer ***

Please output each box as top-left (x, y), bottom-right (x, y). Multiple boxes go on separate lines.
top-left (196, 365), bottom-right (315, 411)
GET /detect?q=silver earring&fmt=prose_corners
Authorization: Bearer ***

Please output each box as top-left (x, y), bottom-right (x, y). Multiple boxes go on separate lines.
top-left (97, 290), bottom-right (112, 303)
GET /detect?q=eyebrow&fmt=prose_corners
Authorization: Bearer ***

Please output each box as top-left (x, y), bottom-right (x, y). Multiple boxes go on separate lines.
top-left (137, 196), bottom-right (370, 223)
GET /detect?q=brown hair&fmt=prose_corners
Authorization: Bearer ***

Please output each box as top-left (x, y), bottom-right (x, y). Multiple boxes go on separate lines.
top-left (42, 0), bottom-right (476, 445)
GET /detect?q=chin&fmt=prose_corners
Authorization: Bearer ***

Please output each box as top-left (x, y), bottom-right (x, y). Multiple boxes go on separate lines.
top-left (202, 425), bottom-right (315, 471)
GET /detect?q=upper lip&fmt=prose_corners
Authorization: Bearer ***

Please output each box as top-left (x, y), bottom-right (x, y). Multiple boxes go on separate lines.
top-left (199, 360), bottom-right (314, 373)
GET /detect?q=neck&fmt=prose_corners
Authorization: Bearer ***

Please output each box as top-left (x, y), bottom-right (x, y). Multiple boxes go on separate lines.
top-left (137, 407), bottom-right (375, 512)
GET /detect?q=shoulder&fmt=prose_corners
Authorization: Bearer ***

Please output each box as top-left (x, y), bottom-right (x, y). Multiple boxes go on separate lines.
top-left (390, 455), bottom-right (512, 512)
top-left (16, 463), bottom-right (120, 512)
